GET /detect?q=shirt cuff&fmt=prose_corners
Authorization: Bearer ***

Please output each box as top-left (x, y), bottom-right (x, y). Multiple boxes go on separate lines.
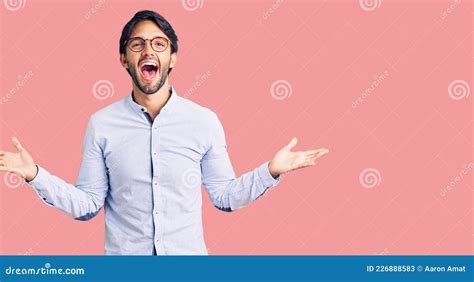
top-left (257, 161), bottom-right (281, 188)
top-left (26, 165), bottom-right (54, 207)
top-left (26, 164), bottom-right (45, 185)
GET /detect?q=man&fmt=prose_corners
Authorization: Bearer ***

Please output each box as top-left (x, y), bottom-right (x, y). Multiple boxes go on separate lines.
top-left (0, 10), bottom-right (329, 255)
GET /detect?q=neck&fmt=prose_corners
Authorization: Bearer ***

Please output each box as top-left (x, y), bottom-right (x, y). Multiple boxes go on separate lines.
top-left (132, 81), bottom-right (171, 120)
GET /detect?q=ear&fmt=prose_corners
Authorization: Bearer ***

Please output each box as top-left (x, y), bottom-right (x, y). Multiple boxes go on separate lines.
top-left (120, 53), bottom-right (129, 69)
top-left (169, 52), bottom-right (177, 69)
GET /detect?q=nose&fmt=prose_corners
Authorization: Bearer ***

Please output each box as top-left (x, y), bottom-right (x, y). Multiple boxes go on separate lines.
top-left (142, 39), bottom-right (154, 55)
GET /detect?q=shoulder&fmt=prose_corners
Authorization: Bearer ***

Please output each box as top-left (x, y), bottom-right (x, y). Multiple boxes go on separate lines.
top-left (88, 96), bottom-right (129, 125)
top-left (176, 95), bottom-right (221, 126)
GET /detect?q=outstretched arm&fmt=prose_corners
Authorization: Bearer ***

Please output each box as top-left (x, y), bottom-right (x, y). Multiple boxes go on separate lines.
top-left (201, 113), bottom-right (329, 212)
top-left (0, 118), bottom-right (109, 220)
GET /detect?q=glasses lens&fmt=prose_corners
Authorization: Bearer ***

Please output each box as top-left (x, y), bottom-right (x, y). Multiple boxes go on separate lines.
top-left (151, 37), bottom-right (168, 52)
top-left (128, 38), bottom-right (145, 52)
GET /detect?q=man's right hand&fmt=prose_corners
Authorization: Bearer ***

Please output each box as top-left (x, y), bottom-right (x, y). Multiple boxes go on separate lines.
top-left (0, 137), bottom-right (38, 181)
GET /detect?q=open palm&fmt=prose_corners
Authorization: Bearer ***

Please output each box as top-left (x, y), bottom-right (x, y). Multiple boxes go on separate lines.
top-left (0, 137), bottom-right (37, 180)
top-left (268, 137), bottom-right (329, 178)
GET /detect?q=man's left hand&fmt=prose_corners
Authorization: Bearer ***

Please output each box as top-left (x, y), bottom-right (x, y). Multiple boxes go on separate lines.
top-left (268, 137), bottom-right (329, 178)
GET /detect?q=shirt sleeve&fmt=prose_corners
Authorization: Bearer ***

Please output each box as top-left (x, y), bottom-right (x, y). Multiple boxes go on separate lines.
top-left (27, 116), bottom-right (109, 220)
top-left (201, 112), bottom-right (281, 212)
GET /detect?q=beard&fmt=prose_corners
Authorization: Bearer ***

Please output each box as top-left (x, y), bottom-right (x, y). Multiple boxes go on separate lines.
top-left (128, 61), bottom-right (170, 95)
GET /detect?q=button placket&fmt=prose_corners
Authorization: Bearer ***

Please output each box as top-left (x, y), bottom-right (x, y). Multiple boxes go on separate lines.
top-left (151, 119), bottom-right (162, 250)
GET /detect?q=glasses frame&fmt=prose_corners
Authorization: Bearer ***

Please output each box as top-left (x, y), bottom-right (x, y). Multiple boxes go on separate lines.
top-left (126, 36), bottom-right (171, 53)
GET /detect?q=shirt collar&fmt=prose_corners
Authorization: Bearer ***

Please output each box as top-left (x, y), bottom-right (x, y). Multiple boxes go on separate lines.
top-left (128, 85), bottom-right (179, 116)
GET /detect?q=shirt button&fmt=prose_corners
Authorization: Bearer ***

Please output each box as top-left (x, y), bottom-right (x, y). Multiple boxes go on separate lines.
top-left (153, 152), bottom-right (157, 156)
top-left (155, 211), bottom-right (158, 215)
top-left (154, 182), bottom-right (158, 186)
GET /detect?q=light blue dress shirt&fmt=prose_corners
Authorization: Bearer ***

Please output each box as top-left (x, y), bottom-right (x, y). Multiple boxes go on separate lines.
top-left (27, 86), bottom-right (281, 255)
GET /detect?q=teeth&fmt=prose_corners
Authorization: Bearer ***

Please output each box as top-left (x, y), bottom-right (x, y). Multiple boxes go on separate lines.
top-left (142, 61), bottom-right (157, 67)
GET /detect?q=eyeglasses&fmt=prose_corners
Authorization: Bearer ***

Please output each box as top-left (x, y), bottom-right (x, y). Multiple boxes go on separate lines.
top-left (126, 36), bottom-right (171, 53)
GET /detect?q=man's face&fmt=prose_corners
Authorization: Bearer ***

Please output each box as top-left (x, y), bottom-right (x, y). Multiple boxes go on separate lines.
top-left (120, 20), bottom-right (177, 95)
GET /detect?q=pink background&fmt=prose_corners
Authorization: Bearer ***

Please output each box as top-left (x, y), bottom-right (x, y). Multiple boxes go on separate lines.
top-left (0, 0), bottom-right (472, 255)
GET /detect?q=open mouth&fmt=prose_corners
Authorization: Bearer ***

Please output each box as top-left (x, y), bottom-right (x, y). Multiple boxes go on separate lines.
top-left (139, 61), bottom-right (159, 82)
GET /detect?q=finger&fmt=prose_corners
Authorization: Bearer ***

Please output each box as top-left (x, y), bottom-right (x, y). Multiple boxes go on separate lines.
top-left (284, 137), bottom-right (298, 151)
top-left (11, 137), bottom-right (23, 152)
top-left (306, 153), bottom-right (325, 162)
top-left (0, 150), bottom-right (4, 156)
top-left (309, 153), bottom-right (328, 163)
top-left (305, 148), bottom-right (329, 155)
top-left (297, 161), bottom-right (316, 169)
top-left (303, 151), bottom-right (329, 164)
top-left (0, 160), bottom-right (4, 166)
top-left (304, 150), bottom-right (320, 155)
top-left (307, 149), bottom-right (329, 158)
